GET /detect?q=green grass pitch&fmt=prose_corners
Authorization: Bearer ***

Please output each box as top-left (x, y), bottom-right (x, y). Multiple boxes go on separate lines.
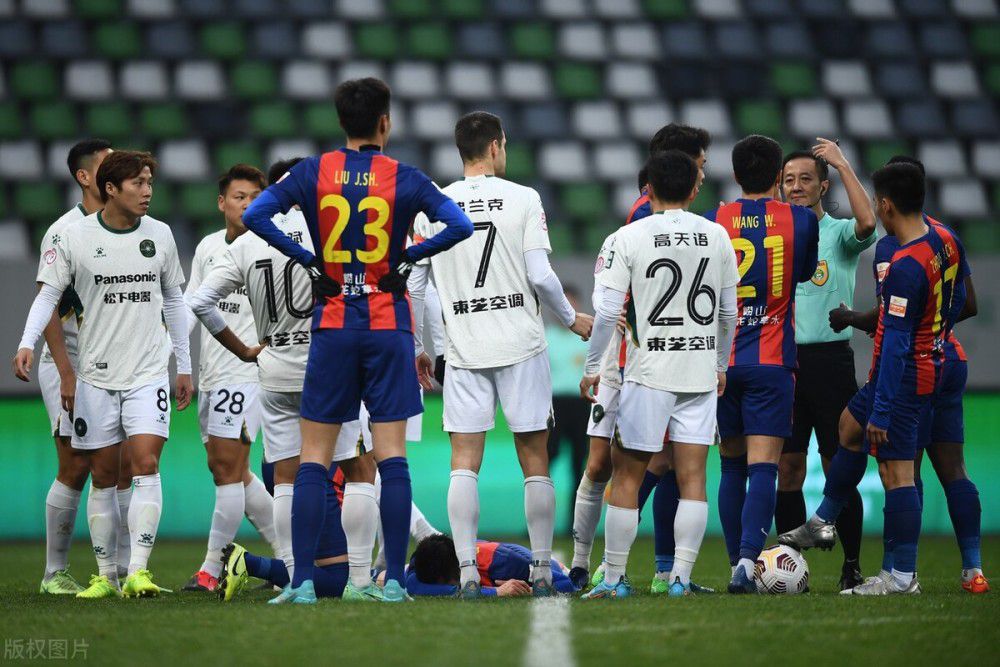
top-left (1, 536), bottom-right (996, 666)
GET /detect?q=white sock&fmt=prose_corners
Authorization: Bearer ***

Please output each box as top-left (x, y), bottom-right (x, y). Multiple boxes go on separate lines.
top-left (342, 482), bottom-right (378, 589)
top-left (410, 501), bottom-right (440, 541)
top-left (243, 474), bottom-right (278, 553)
top-left (116, 487), bottom-right (132, 577)
top-left (604, 505), bottom-right (637, 583)
top-left (87, 485), bottom-right (119, 583)
top-left (448, 469), bottom-right (480, 587)
top-left (201, 482), bottom-right (244, 577)
top-left (671, 499), bottom-right (708, 586)
top-left (273, 483), bottom-right (294, 583)
top-left (738, 557), bottom-right (756, 576)
top-left (891, 568), bottom-right (914, 589)
top-left (524, 476), bottom-right (555, 583)
top-left (127, 474), bottom-right (161, 576)
top-left (44, 480), bottom-right (81, 577)
top-left (572, 473), bottom-right (606, 570)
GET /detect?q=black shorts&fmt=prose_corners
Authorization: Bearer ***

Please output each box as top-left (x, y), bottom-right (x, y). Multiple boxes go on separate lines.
top-left (784, 341), bottom-right (858, 458)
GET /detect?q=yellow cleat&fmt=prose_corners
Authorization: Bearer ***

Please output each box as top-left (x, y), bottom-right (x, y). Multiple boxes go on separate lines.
top-left (122, 569), bottom-right (171, 598)
top-left (40, 569), bottom-right (85, 595)
top-left (75, 574), bottom-right (122, 599)
top-left (218, 543), bottom-right (250, 602)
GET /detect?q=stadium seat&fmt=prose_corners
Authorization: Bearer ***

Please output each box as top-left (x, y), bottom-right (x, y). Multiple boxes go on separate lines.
top-left (939, 180), bottom-right (988, 217)
top-left (985, 64), bottom-right (1000, 96)
top-left (606, 63), bottom-right (657, 99)
top-left (442, 0), bottom-right (485, 19)
top-left (593, 142), bottom-right (641, 181)
top-left (76, 0), bottom-right (120, 18)
top-left (626, 101), bottom-right (674, 140)
top-left (445, 62), bottom-right (495, 100)
top-left (0, 20), bottom-right (34, 58)
top-left (715, 22), bottom-right (761, 60)
top-left (11, 62), bottom-right (59, 100)
top-left (867, 23), bottom-right (916, 58)
top-left (302, 23), bottom-right (351, 59)
top-left (147, 21), bottom-right (197, 60)
top-left (159, 140), bottom-right (210, 181)
top-left (409, 24), bottom-right (452, 60)
top-left (561, 183), bottom-right (608, 223)
top-left (612, 24), bottom-right (659, 60)
top-left (559, 23), bottom-right (608, 61)
top-left (214, 142), bottom-right (264, 175)
top-left (960, 217), bottom-right (1000, 252)
top-left (690, 179), bottom-right (720, 212)
top-left (595, 0), bottom-right (640, 18)
top-left (953, 0), bottom-right (998, 17)
top-left (180, 182), bottom-right (222, 220)
top-left (736, 100), bottom-right (784, 137)
top-left (765, 22), bottom-right (812, 59)
top-left (178, 0), bottom-right (225, 17)
top-left (235, 0), bottom-right (279, 17)
top-left (900, 0), bottom-right (950, 18)
top-left (25, 0), bottom-right (68, 18)
top-left (815, 21), bottom-right (864, 60)
top-left (457, 23), bottom-right (506, 59)
top-left (953, 100), bottom-right (999, 137)
top-left (539, 142), bottom-right (589, 181)
top-left (541, 0), bottom-right (589, 20)
top-left (931, 62), bottom-right (980, 98)
top-left (970, 24), bottom-right (1000, 58)
top-left (0, 220), bottom-right (30, 260)
top-left (663, 23), bottom-right (710, 60)
top-left (253, 22), bottom-right (299, 60)
top-left (680, 100), bottom-right (732, 138)
top-left (789, 99), bottom-right (839, 138)
top-left (704, 138), bottom-right (736, 181)
top-left (128, 0), bottom-right (175, 18)
top-left (500, 63), bottom-right (551, 101)
top-left (94, 22), bottom-right (141, 59)
top-left (876, 63), bottom-right (926, 98)
top-left (45, 140), bottom-right (75, 181)
top-left (897, 99), bottom-right (948, 138)
top-left (287, 0), bottom-right (328, 16)
top-left (266, 140), bottom-right (317, 169)
top-left (799, 0), bottom-right (843, 17)
top-left (642, 0), bottom-right (689, 19)
top-left (392, 62), bottom-right (441, 100)
top-left (250, 102), bottom-right (297, 139)
top-left (554, 64), bottom-right (603, 99)
top-left (0, 103), bottom-right (24, 141)
top-left (40, 20), bottom-right (87, 58)
top-left (771, 63), bottom-right (817, 98)
top-left (745, 0), bottom-right (792, 17)
top-left (721, 64), bottom-right (768, 98)
top-left (338, 0), bottom-right (385, 19)
top-left (65, 62), bottom-right (115, 100)
top-left (519, 103), bottom-right (569, 140)
top-left (511, 23), bottom-right (556, 60)
top-left (201, 23), bottom-right (246, 60)
top-left (919, 22), bottom-right (969, 58)
top-left (140, 104), bottom-right (190, 139)
top-left (232, 62), bottom-right (279, 99)
top-left (574, 102), bottom-right (623, 140)
top-left (0, 142), bottom-right (43, 180)
top-left (120, 62), bottom-right (170, 100)
top-left (30, 102), bottom-right (77, 140)
top-left (823, 61), bottom-right (872, 98)
top-left (847, 0), bottom-right (895, 17)
top-left (411, 102), bottom-right (460, 140)
top-left (918, 140), bottom-right (967, 178)
top-left (695, 0), bottom-right (742, 19)
top-left (844, 100), bottom-right (893, 139)
top-left (282, 61), bottom-right (333, 100)
top-left (15, 182), bottom-right (63, 221)
top-left (303, 103), bottom-right (344, 141)
top-left (85, 102), bottom-right (132, 139)
top-left (972, 141), bottom-right (1000, 178)
top-left (175, 62), bottom-right (226, 101)
top-left (430, 142), bottom-right (464, 183)
top-left (864, 140), bottom-right (912, 173)
top-left (390, 0), bottom-right (433, 19)
top-left (504, 143), bottom-right (536, 181)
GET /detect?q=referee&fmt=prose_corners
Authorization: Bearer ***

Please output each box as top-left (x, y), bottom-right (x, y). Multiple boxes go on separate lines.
top-left (777, 139), bottom-right (876, 591)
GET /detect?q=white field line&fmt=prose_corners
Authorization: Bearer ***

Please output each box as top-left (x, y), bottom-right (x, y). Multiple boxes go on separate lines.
top-left (523, 596), bottom-right (575, 667)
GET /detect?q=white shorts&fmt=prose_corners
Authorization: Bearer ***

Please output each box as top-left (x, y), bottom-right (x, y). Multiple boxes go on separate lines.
top-left (71, 375), bottom-right (171, 450)
top-left (586, 382), bottom-right (621, 440)
top-left (616, 382), bottom-right (717, 452)
top-left (259, 389), bottom-right (372, 463)
top-left (443, 351), bottom-right (553, 434)
top-left (39, 361), bottom-right (72, 438)
top-left (198, 383), bottom-right (261, 444)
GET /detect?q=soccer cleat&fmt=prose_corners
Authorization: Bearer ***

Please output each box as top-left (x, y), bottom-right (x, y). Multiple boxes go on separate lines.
top-left (841, 573), bottom-right (921, 596)
top-left (727, 564), bottom-right (758, 594)
top-left (267, 584), bottom-right (297, 604)
top-left (122, 570), bottom-right (170, 598)
top-left (568, 567), bottom-right (590, 591)
top-left (668, 577), bottom-right (691, 598)
top-left (962, 572), bottom-right (990, 594)
top-left (40, 569), bottom-right (85, 595)
top-left (381, 579), bottom-right (412, 603)
top-left (291, 580), bottom-right (317, 604)
top-left (457, 580), bottom-right (481, 599)
top-left (689, 581), bottom-right (716, 594)
top-left (532, 578), bottom-right (554, 598)
top-left (342, 581), bottom-right (385, 602)
top-left (839, 562), bottom-right (864, 592)
top-left (777, 517), bottom-right (838, 551)
top-left (650, 573), bottom-right (670, 595)
top-left (581, 575), bottom-right (632, 600)
top-left (590, 561), bottom-right (607, 588)
top-left (75, 574), bottom-right (122, 599)
top-left (218, 543), bottom-right (250, 602)
top-left (182, 570), bottom-right (218, 592)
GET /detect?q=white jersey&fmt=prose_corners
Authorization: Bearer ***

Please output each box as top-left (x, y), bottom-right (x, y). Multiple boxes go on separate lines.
top-left (187, 229), bottom-right (259, 391)
top-left (40, 212), bottom-right (185, 391)
top-left (598, 209), bottom-right (739, 393)
top-left (36, 204), bottom-right (88, 364)
top-left (592, 230), bottom-right (627, 390)
top-left (414, 175), bottom-right (551, 369)
top-left (200, 209), bottom-right (314, 393)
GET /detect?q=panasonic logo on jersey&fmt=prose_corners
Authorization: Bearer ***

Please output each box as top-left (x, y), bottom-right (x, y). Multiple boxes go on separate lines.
top-left (93, 272), bottom-right (158, 286)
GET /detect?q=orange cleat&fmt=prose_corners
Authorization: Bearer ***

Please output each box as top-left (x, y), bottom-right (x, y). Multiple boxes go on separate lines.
top-left (962, 574), bottom-right (990, 594)
top-left (182, 570), bottom-right (219, 592)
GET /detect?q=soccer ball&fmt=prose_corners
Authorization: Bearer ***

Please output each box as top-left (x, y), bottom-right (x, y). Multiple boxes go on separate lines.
top-left (754, 545), bottom-right (809, 594)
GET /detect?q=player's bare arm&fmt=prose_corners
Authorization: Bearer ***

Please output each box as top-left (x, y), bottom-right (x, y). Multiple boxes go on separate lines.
top-left (39, 291), bottom-right (75, 412)
top-left (812, 137), bottom-right (876, 240)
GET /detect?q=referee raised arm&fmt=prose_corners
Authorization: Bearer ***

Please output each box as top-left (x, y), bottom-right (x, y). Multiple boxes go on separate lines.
top-left (776, 139), bottom-right (876, 591)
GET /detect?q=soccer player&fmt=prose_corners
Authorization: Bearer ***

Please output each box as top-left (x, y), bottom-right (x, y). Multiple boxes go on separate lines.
top-left (14, 150), bottom-right (193, 598)
top-left (407, 111), bottom-right (591, 597)
top-left (572, 124), bottom-right (714, 593)
top-left (182, 164), bottom-right (280, 592)
top-left (246, 77), bottom-right (475, 603)
top-left (776, 139), bottom-right (877, 591)
top-left (580, 151), bottom-right (738, 599)
top-left (30, 139), bottom-right (111, 594)
top-left (704, 135), bottom-right (819, 594)
top-left (780, 162), bottom-right (964, 595)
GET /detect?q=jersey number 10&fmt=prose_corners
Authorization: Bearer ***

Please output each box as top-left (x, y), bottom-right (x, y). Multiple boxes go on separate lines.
top-left (253, 258), bottom-right (311, 322)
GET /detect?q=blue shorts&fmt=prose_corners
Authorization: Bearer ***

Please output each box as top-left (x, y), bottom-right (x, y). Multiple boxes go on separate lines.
top-left (918, 359), bottom-right (967, 447)
top-left (847, 379), bottom-right (930, 461)
top-left (301, 328), bottom-right (422, 424)
top-left (717, 365), bottom-right (794, 439)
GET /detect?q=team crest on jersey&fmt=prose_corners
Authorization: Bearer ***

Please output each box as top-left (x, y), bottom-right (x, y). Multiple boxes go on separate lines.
top-left (592, 404), bottom-right (605, 423)
top-left (594, 255), bottom-right (605, 274)
top-left (811, 260), bottom-right (829, 286)
top-left (139, 239), bottom-right (156, 258)
top-left (93, 247), bottom-right (106, 258)
top-left (74, 418), bottom-right (87, 437)
top-left (888, 295), bottom-right (908, 317)
top-left (43, 248), bottom-right (56, 265)
top-left (876, 262), bottom-right (890, 283)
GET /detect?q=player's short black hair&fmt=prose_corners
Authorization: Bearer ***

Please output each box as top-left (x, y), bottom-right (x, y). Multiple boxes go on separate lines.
top-left (455, 111), bottom-right (504, 164)
top-left (67, 138), bottom-right (112, 187)
top-left (411, 534), bottom-right (461, 586)
top-left (648, 123), bottom-right (711, 160)
top-left (872, 163), bottom-right (925, 215)
top-left (886, 154), bottom-right (927, 177)
top-left (732, 134), bottom-right (784, 195)
top-left (218, 163), bottom-right (265, 195)
top-left (645, 150), bottom-right (699, 204)
top-left (782, 150), bottom-right (829, 182)
top-left (268, 157), bottom-right (304, 186)
top-left (334, 77), bottom-right (391, 139)
top-left (96, 150), bottom-right (157, 203)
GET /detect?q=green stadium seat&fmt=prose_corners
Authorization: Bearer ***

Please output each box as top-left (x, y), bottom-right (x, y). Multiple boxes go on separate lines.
top-left (389, 0), bottom-right (433, 19)
top-left (985, 64), bottom-right (1000, 96)
top-left (214, 142), bottom-right (264, 175)
top-left (201, 23), bottom-right (246, 60)
top-left (356, 24), bottom-right (400, 60)
top-left (562, 183), bottom-right (608, 220)
top-left (303, 103), bottom-right (344, 140)
top-left (970, 24), bottom-right (1000, 58)
top-left (0, 103), bottom-right (24, 140)
top-left (93, 22), bottom-right (141, 59)
top-left (250, 102), bottom-right (296, 138)
top-left (583, 221), bottom-right (617, 254)
top-left (409, 24), bottom-right (452, 60)
top-left (146, 183), bottom-right (173, 221)
top-left (511, 24), bottom-right (555, 59)
top-left (232, 62), bottom-right (279, 99)
top-left (180, 182), bottom-right (222, 219)
top-left (31, 103), bottom-right (78, 140)
top-left (140, 104), bottom-right (190, 139)
top-left (993, 182), bottom-right (1000, 211)
top-left (15, 183), bottom-right (63, 222)
top-left (554, 64), bottom-right (602, 98)
top-left (864, 140), bottom-right (911, 173)
top-left (771, 63), bottom-right (817, 98)
top-left (503, 143), bottom-right (535, 181)
top-left (0, 186), bottom-right (7, 219)
top-left (691, 179), bottom-right (719, 214)
top-left (10, 62), bottom-right (59, 100)
top-left (960, 218), bottom-right (1000, 254)
top-left (86, 102), bottom-right (132, 139)
top-left (736, 100), bottom-right (784, 138)
top-left (546, 222), bottom-right (574, 254)
top-left (643, 0), bottom-right (689, 19)
top-left (441, 0), bottom-right (485, 19)
top-left (74, 0), bottom-right (121, 19)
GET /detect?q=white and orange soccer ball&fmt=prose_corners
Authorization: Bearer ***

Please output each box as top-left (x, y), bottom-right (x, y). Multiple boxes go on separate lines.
top-left (754, 545), bottom-right (809, 595)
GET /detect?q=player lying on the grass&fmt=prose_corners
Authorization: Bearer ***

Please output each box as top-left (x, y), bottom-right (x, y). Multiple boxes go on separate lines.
top-left (388, 534), bottom-right (578, 597)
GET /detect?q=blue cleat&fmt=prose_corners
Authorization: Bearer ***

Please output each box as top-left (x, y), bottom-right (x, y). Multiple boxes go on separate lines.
top-left (581, 575), bottom-right (632, 600)
top-left (532, 578), bottom-right (554, 598)
top-left (727, 564), bottom-right (758, 595)
top-left (291, 580), bottom-right (317, 604)
top-left (568, 567), bottom-right (589, 591)
top-left (689, 581), bottom-right (716, 594)
top-left (668, 577), bottom-right (691, 598)
top-left (381, 578), bottom-right (412, 603)
top-left (268, 584), bottom-right (297, 605)
top-left (457, 580), bottom-right (481, 599)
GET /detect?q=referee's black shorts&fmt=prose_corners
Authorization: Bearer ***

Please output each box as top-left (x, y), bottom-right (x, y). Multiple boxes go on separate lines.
top-left (784, 340), bottom-right (859, 459)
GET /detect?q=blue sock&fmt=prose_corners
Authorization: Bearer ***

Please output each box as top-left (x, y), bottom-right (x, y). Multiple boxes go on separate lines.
top-left (738, 463), bottom-right (778, 562)
top-left (637, 470), bottom-right (660, 519)
top-left (719, 455), bottom-right (747, 566)
top-left (243, 552), bottom-right (291, 588)
top-left (944, 478), bottom-right (982, 570)
top-left (915, 477), bottom-right (924, 508)
top-left (290, 462), bottom-right (328, 588)
top-left (881, 505), bottom-right (895, 572)
top-left (817, 447), bottom-right (868, 523)
top-left (261, 460), bottom-right (275, 496)
top-left (885, 486), bottom-right (921, 575)
top-left (314, 562), bottom-right (349, 598)
top-left (378, 457), bottom-right (413, 586)
top-left (653, 470), bottom-right (679, 572)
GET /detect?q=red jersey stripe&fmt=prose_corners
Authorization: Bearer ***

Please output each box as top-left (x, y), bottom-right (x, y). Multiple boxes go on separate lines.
top-left (627, 194), bottom-right (649, 224)
top-left (366, 154), bottom-right (400, 330)
top-left (317, 151), bottom-right (347, 328)
top-left (717, 203), bottom-right (744, 366)
top-left (759, 201), bottom-right (793, 365)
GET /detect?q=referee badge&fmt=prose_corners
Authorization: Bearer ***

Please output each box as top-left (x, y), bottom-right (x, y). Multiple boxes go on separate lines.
top-left (811, 260), bottom-right (829, 286)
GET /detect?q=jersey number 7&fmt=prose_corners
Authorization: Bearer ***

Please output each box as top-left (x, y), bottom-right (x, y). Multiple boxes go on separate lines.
top-left (472, 221), bottom-right (497, 288)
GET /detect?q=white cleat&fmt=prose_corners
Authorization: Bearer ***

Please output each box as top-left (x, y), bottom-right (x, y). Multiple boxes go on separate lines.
top-left (841, 571), bottom-right (921, 596)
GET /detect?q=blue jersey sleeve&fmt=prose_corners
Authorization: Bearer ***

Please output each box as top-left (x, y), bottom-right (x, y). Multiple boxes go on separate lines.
top-left (627, 200), bottom-right (652, 224)
top-left (552, 565), bottom-right (578, 593)
top-left (242, 160), bottom-right (317, 266)
top-left (404, 168), bottom-right (473, 263)
top-left (702, 207), bottom-right (719, 223)
top-left (404, 571), bottom-right (458, 597)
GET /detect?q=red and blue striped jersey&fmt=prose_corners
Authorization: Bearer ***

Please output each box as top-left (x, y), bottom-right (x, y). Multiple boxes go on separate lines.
top-left (704, 199), bottom-right (819, 368)
top-left (626, 191), bottom-right (652, 225)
